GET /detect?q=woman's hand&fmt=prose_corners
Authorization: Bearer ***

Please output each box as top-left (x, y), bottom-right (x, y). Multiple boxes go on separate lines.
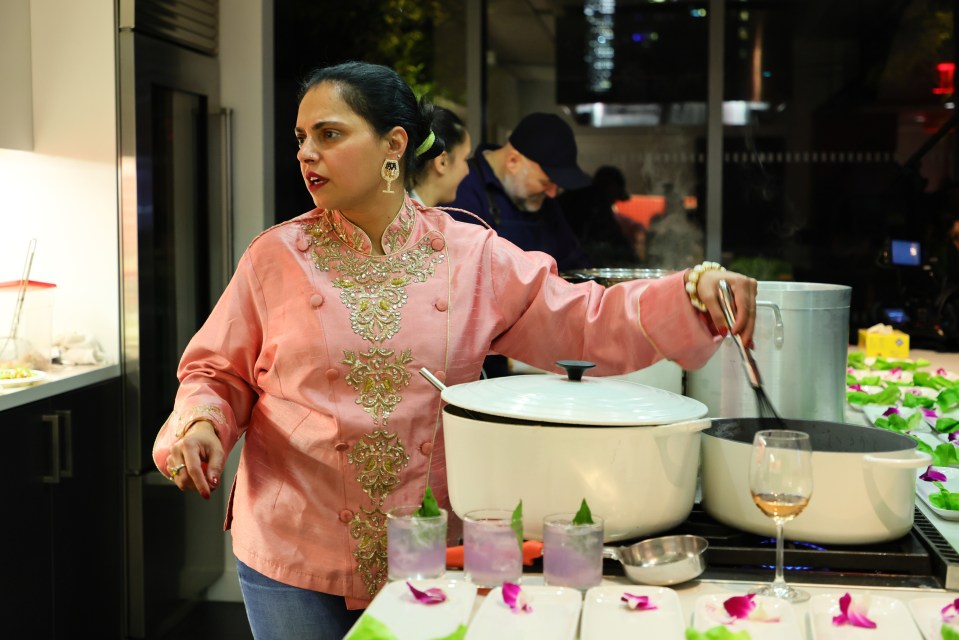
top-left (695, 269), bottom-right (759, 347)
top-left (165, 420), bottom-right (225, 500)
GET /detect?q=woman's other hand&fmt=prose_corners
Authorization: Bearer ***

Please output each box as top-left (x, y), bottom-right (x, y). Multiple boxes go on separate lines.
top-left (165, 420), bottom-right (225, 500)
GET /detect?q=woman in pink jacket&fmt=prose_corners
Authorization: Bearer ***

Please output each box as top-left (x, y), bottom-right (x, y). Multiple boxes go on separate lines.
top-left (153, 61), bottom-right (758, 639)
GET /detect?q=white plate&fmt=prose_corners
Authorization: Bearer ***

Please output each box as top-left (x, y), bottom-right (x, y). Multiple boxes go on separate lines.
top-left (344, 578), bottom-right (476, 640)
top-left (0, 369), bottom-right (46, 388)
top-left (581, 586), bottom-right (684, 640)
top-left (691, 593), bottom-right (802, 640)
top-left (915, 467), bottom-right (959, 521)
top-left (908, 595), bottom-right (959, 640)
top-left (862, 405), bottom-right (932, 434)
top-left (809, 592), bottom-right (922, 639)
top-left (465, 585), bottom-right (582, 640)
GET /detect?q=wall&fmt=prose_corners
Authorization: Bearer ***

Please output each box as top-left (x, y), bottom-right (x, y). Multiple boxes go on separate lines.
top-left (0, 0), bottom-right (119, 363)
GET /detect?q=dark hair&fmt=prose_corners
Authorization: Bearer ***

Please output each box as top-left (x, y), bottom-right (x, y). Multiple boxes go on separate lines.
top-left (298, 61), bottom-right (437, 179)
top-left (410, 107), bottom-right (468, 189)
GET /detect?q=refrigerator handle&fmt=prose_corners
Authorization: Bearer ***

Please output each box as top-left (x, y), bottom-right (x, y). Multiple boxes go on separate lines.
top-left (41, 413), bottom-right (61, 484)
top-left (219, 107), bottom-right (235, 284)
top-left (57, 409), bottom-right (74, 478)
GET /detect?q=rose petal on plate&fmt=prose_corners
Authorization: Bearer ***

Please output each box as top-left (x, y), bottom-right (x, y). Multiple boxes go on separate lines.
top-left (502, 582), bottom-right (532, 613)
top-left (723, 594), bottom-right (756, 619)
top-left (921, 466), bottom-right (948, 482)
top-left (882, 407), bottom-right (900, 417)
top-left (942, 598), bottom-right (959, 622)
top-left (832, 592), bottom-right (877, 629)
top-left (621, 593), bottom-right (657, 611)
top-left (406, 581), bottom-right (447, 605)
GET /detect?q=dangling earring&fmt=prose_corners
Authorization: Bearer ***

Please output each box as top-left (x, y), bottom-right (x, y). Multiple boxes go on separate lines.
top-left (381, 156), bottom-right (400, 193)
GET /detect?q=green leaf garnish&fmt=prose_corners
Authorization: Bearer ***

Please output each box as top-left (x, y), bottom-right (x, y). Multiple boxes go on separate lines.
top-left (902, 393), bottom-right (935, 409)
top-left (344, 614), bottom-right (398, 640)
top-left (943, 624), bottom-right (959, 640)
top-left (685, 626), bottom-right (752, 640)
top-left (432, 625), bottom-right (467, 640)
top-left (933, 444), bottom-right (959, 467)
top-left (511, 499), bottom-right (524, 552)
top-left (415, 486), bottom-right (441, 518)
top-left (572, 498), bottom-right (594, 525)
top-left (930, 481), bottom-right (959, 511)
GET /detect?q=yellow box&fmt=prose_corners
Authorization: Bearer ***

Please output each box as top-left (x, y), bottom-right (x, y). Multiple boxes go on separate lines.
top-left (857, 329), bottom-right (910, 358)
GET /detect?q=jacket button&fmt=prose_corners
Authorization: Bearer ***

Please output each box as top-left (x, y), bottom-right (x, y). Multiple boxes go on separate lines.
top-left (430, 237), bottom-right (445, 252)
top-left (310, 294), bottom-right (324, 308)
top-left (326, 368), bottom-right (339, 381)
top-left (296, 236), bottom-right (310, 252)
top-left (419, 441), bottom-right (433, 455)
top-left (334, 442), bottom-right (349, 452)
top-left (339, 509), bottom-right (354, 523)
top-left (434, 299), bottom-right (448, 312)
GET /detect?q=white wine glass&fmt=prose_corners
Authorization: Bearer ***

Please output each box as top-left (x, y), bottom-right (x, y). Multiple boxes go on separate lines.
top-left (749, 429), bottom-right (813, 603)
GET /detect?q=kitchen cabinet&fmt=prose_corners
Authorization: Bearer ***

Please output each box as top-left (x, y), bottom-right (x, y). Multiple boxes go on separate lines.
top-left (0, 0), bottom-right (33, 150)
top-left (4, 377), bottom-right (123, 639)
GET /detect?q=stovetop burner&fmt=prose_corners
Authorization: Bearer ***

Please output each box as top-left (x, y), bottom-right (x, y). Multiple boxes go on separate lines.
top-left (599, 506), bottom-right (959, 589)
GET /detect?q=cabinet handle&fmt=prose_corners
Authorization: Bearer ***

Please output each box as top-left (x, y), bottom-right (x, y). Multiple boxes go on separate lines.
top-left (41, 414), bottom-right (61, 484)
top-left (57, 409), bottom-right (73, 478)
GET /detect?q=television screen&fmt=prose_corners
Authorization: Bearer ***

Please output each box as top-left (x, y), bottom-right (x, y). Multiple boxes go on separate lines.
top-left (890, 240), bottom-right (921, 266)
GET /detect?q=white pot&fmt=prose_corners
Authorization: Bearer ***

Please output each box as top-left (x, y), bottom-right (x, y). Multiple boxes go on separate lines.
top-left (700, 418), bottom-right (931, 544)
top-left (439, 361), bottom-right (711, 541)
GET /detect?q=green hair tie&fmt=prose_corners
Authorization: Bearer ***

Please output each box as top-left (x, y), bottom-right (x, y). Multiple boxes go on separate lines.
top-left (415, 131), bottom-right (435, 157)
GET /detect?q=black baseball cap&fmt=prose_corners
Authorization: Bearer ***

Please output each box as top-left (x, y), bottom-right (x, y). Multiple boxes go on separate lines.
top-left (508, 113), bottom-right (591, 191)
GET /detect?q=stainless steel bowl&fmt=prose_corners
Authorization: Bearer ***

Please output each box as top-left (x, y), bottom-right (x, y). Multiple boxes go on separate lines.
top-left (603, 534), bottom-right (708, 585)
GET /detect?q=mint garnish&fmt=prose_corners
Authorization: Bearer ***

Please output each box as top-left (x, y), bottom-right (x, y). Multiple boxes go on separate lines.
top-left (511, 500), bottom-right (524, 552)
top-left (572, 498), bottom-right (594, 525)
top-left (415, 486), bottom-right (441, 518)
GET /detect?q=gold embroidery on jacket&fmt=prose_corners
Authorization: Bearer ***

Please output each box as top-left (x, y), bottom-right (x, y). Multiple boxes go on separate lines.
top-left (347, 429), bottom-right (411, 502)
top-left (304, 212), bottom-right (444, 343)
top-left (342, 348), bottom-right (413, 425)
top-left (349, 506), bottom-right (389, 597)
top-left (301, 205), bottom-right (442, 599)
top-left (170, 405), bottom-right (227, 438)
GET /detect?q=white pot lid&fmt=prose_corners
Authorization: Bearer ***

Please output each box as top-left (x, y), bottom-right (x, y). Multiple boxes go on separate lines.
top-left (440, 360), bottom-right (708, 426)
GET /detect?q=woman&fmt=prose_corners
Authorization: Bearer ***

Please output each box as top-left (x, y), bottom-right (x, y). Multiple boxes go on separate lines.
top-left (407, 106), bottom-right (471, 207)
top-left (153, 60), bottom-right (758, 639)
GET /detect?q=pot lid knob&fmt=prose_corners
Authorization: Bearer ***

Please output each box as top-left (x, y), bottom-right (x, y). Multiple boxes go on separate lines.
top-left (556, 360), bottom-right (596, 382)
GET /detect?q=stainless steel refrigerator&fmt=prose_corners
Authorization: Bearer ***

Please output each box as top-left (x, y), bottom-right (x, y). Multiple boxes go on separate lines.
top-left (117, 1), bottom-right (233, 637)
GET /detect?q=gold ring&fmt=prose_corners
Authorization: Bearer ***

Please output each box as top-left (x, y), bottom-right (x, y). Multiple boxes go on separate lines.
top-left (169, 463), bottom-right (186, 478)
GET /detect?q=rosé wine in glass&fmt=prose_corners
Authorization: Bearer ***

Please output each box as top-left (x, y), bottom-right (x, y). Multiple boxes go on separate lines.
top-left (386, 505), bottom-right (448, 581)
top-left (463, 509), bottom-right (523, 588)
top-left (542, 512), bottom-right (604, 590)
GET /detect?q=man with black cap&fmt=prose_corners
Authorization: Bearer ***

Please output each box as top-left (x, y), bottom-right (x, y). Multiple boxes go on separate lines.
top-left (444, 112), bottom-right (593, 272)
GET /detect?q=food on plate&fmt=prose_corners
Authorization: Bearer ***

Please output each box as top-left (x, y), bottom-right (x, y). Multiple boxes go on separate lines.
top-left (0, 367), bottom-right (33, 380)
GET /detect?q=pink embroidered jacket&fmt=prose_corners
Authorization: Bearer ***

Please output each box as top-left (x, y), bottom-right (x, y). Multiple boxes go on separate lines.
top-left (152, 198), bottom-right (721, 607)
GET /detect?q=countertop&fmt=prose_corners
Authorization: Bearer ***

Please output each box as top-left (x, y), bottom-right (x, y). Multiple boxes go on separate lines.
top-left (0, 361), bottom-right (121, 412)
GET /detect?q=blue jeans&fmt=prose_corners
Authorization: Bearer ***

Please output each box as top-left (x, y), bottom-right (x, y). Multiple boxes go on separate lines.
top-left (237, 560), bottom-right (363, 640)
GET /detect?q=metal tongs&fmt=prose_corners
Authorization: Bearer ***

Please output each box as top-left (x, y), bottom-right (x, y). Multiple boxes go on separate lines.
top-left (718, 279), bottom-right (762, 389)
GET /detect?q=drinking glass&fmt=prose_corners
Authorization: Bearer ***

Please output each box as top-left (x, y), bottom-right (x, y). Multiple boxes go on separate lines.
top-left (749, 429), bottom-right (813, 602)
top-left (542, 512), bottom-right (604, 590)
top-left (386, 505), bottom-right (448, 581)
top-left (463, 509), bottom-right (523, 588)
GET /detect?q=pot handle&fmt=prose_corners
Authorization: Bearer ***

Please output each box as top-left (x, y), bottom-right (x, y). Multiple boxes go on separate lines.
top-left (757, 300), bottom-right (784, 349)
top-left (649, 418), bottom-right (712, 437)
top-left (602, 546), bottom-right (623, 563)
top-left (862, 450), bottom-right (933, 468)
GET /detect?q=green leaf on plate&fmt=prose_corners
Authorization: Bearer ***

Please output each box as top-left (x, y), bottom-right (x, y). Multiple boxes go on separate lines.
top-left (930, 481), bottom-right (959, 511)
top-left (572, 498), bottom-right (594, 525)
top-left (511, 499), bottom-right (524, 552)
top-left (942, 623), bottom-right (959, 640)
top-left (932, 444), bottom-right (959, 468)
top-left (415, 486), bottom-right (441, 518)
top-left (902, 393), bottom-right (935, 409)
top-left (432, 625), bottom-right (467, 640)
top-left (685, 626), bottom-right (752, 640)
top-left (936, 417), bottom-right (959, 434)
top-left (344, 615), bottom-right (399, 640)
top-left (939, 387), bottom-right (959, 412)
